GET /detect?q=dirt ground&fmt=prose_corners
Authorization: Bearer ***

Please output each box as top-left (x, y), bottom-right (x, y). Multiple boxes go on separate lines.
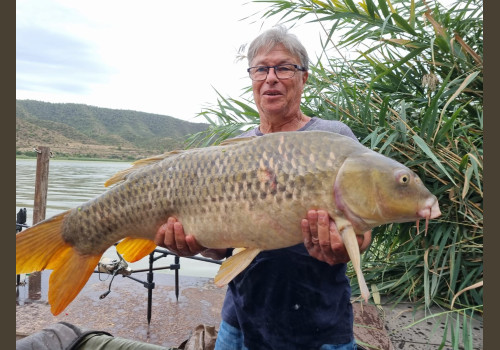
top-left (17, 269), bottom-right (484, 350)
top-left (16, 272), bottom-right (225, 347)
top-left (16, 270), bottom-right (395, 349)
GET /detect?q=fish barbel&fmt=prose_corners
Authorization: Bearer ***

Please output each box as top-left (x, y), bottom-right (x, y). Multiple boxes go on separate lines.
top-left (16, 131), bottom-right (440, 315)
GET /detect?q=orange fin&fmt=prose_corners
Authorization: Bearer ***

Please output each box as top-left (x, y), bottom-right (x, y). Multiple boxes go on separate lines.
top-left (116, 237), bottom-right (157, 262)
top-left (47, 248), bottom-right (101, 315)
top-left (16, 210), bottom-right (71, 274)
top-left (214, 248), bottom-right (261, 287)
top-left (16, 210), bottom-right (103, 315)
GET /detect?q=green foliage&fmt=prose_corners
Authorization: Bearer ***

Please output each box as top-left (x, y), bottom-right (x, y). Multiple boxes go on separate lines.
top-left (192, 0), bottom-right (483, 347)
top-left (186, 89), bottom-right (260, 147)
top-left (16, 150), bottom-right (39, 158)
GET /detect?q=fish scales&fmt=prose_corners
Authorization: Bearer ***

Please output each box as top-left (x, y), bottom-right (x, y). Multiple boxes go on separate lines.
top-left (17, 130), bottom-right (441, 314)
top-left (166, 133), bottom-right (331, 249)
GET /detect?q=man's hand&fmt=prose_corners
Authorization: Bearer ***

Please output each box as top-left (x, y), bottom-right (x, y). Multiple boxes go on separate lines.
top-left (301, 210), bottom-right (371, 265)
top-left (154, 217), bottom-right (227, 260)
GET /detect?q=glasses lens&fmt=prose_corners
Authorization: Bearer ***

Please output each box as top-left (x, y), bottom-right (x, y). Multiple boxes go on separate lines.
top-left (249, 67), bottom-right (268, 81)
top-left (275, 65), bottom-right (296, 79)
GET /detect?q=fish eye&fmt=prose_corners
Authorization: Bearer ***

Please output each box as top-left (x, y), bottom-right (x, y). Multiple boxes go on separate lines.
top-left (399, 174), bottom-right (410, 184)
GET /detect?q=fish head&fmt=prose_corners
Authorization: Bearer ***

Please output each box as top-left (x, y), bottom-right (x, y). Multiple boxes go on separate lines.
top-left (334, 152), bottom-right (441, 233)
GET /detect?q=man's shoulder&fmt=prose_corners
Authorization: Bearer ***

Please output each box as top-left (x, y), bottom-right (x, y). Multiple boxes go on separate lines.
top-left (305, 117), bottom-right (358, 141)
top-left (234, 118), bottom-right (358, 141)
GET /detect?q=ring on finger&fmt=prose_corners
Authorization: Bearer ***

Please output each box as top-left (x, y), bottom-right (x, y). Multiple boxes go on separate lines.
top-left (311, 237), bottom-right (319, 245)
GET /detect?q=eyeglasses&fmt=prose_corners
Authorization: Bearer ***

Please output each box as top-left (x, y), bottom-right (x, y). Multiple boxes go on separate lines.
top-left (247, 64), bottom-right (307, 81)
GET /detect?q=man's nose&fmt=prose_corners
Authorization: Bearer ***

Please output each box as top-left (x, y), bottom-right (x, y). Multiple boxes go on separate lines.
top-left (265, 67), bottom-right (279, 82)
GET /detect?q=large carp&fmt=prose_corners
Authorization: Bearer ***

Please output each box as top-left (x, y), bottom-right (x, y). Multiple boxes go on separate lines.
top-left (16, 131), bottom-right (440, 315)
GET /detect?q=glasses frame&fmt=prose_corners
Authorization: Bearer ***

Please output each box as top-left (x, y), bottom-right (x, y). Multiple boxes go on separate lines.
top-left (247, 64), bottom-right (307, 81)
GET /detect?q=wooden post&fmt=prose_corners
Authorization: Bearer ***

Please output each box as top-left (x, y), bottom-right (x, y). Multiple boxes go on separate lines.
top-left (28, 146), bottom-right (51, 301)
top-left (32, 146), bottom-right (51, 225)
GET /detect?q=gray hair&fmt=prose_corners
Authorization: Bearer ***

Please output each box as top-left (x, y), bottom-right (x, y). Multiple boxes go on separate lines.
top-left (247, 25), bottom-right (309, 70)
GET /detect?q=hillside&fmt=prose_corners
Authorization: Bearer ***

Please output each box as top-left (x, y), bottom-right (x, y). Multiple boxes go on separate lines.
top-left (16, 100), bottom-right (209, 160)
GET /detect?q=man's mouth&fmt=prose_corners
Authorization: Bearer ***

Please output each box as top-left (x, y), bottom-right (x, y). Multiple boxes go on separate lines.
top-left (263, 90), bottom-right (282, 96)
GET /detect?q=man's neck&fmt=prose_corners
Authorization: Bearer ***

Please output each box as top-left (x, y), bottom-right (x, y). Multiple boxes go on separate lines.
top-left (259, 113), bottom-right (311, 134)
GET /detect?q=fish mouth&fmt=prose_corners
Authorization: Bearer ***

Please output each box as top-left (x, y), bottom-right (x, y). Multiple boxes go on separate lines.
top-left (416, 197), bottom-right (441, 234)
top-left (418, 197), bottom-right (441, 220)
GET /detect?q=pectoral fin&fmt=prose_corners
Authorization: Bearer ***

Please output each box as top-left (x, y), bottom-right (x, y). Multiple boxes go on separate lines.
top-left (214, 248), bottom-right (261, 287)
top-left (336, 217), bottom-right (370, 302)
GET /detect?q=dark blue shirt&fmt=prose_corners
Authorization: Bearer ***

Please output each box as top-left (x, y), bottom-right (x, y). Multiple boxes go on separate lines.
top-left (221, 118), bottom-right (358, 349)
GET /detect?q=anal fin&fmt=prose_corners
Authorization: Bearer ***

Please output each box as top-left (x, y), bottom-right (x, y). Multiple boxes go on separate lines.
top-left (116, 237), bottom-right (157, 262)
top-left (214, 248), bottom-right (261, 287)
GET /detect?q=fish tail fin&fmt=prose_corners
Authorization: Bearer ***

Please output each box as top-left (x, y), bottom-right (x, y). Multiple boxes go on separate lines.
top-left (16, 210), bottom-right (102, 315)
top-left (16, 211), bottom-right (71, 275)
top-left (47, 247), bottom-right (101, 315)
top-left (214, 248), bottom-right (261, 287)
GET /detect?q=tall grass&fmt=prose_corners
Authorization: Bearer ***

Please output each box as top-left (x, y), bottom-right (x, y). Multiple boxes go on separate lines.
top-left (189, 0), bottom-right (483, 348)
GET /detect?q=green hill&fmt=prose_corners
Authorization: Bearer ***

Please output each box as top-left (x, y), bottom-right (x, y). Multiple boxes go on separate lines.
top-left (16, 100), bottom-right (209, 160)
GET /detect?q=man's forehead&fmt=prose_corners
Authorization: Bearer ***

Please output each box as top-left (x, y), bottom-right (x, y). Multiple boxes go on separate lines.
top-left (251, 44), bottom-right (298, 65)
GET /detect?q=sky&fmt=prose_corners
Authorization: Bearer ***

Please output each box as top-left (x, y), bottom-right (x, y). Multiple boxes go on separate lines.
top-left (16, 0), bottom-right (327, 123)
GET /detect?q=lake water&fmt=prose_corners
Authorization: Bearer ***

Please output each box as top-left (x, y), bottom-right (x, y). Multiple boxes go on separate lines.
top-left (16, 158), bottom-right (221, 278)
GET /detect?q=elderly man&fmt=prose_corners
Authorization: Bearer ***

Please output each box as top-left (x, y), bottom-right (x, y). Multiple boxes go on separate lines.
top-left (155, 26), bottom-right (371, 350)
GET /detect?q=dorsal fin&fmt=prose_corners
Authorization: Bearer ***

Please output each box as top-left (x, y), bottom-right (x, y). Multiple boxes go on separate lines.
top-left (105, 137), bottom-right (255, 187)
top-left (104, 150), bottom-right (185, 187)
top-left (218, 136), bottom-right (255, 146)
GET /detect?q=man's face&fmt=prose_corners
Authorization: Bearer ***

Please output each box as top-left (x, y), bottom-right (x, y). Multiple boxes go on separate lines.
top-left (250, 44), bottom-right (308, 117)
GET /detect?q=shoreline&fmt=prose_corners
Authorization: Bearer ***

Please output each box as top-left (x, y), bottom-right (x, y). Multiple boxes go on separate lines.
top-left (16, 156), bottom-right (133, 163)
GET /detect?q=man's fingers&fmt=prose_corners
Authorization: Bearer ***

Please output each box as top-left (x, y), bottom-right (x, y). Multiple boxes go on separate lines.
top-left (173, 221), bottom-right (190, 254)
top-left (154, 223), bottom-right (167, 246)
top-left (185, 235), bottom-right (204, 253)
top-left (301, 218), bottom-right (311, 244)
top-left (154, 217), bottom-right (208, 257)
top-left (302, 215), bottom-right (323, 262)
top-left (163, 217), bottom-right (177, 248)
top-left (359, 230), bottom-right (372, 253)
top-left (306, 210), bottom-right (318, 241)
top-left (317, 211), bottom-right (334, 264)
